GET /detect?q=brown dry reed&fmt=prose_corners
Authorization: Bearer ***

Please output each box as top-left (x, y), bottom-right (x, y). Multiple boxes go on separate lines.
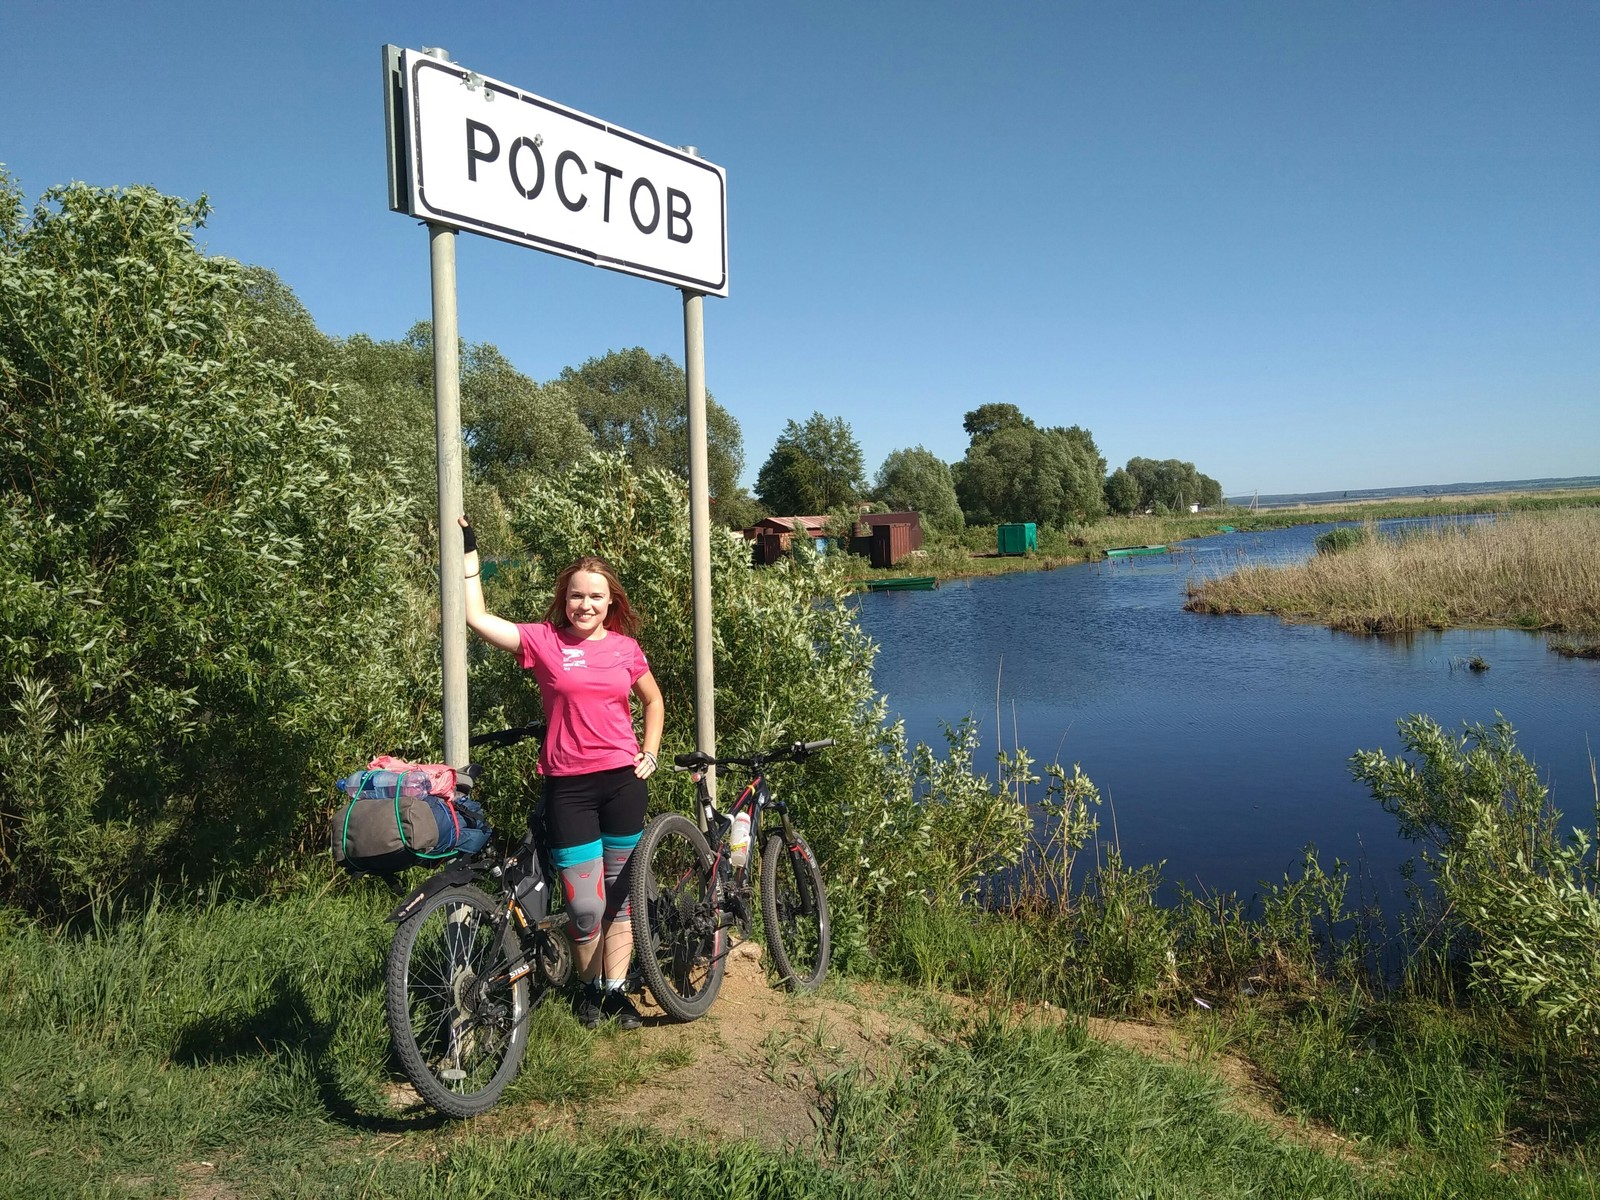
top-left (1185, 509), bottom-right (1600, 634)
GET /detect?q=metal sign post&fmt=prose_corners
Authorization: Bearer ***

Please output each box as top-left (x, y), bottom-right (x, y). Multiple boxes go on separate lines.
top-left (429, 219), bottom-right (469, 769)
top-left (384, 45), bottom-right (728, 774)
top-left (682, 281), bottom-right (716, 800)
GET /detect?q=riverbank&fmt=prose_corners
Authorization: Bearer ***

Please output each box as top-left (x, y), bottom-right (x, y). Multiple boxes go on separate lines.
top-left (858, 488), bottom-right (1600, 586)
top-left (1184, 507), bottom-right (1600, 634)
top-left (5, 885), bottom-right (1596, 1196)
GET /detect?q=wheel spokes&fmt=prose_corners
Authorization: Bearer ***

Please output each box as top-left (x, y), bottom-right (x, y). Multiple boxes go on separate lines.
top-left (406, 902), bottom-right (517, 1093)
top-left (646, 837), bottom-right (719, 999)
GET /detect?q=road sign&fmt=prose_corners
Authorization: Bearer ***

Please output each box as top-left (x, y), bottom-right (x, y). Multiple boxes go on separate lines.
top-left (385, 46), bottom-right (728, 296)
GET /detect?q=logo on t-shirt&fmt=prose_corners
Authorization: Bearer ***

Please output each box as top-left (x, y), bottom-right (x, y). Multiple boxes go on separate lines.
top-left (561, 647), bottom-right (587, 671)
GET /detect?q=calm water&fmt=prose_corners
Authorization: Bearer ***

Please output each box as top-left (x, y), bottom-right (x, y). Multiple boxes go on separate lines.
top-left (857, 522), bottom-right (1599, 904)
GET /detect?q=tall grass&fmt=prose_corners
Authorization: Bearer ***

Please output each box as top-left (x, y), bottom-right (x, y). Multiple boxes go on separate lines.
top-left (1186, 509), bottom-right (1600, 633)
top-left (0, 885), bottom-right (670, 1196)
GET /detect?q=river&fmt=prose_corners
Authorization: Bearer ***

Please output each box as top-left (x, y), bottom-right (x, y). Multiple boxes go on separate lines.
top-left (855, 521), bottom-right (1599, 905)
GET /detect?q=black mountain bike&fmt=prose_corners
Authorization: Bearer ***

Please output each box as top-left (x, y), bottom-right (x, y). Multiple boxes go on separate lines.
top-left (382, 721), bottom-right (571, 1118)
top-left (631, 738), bottom-right (833, 1022)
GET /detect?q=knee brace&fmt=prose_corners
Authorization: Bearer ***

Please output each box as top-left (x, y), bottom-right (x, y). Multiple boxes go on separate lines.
top-left (554, 839), bottom-right (605, 944)
top-left (602, 831), bottom-right (641, 922)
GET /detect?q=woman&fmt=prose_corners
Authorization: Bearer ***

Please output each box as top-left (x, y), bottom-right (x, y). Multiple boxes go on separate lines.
top-left (459, 516), bottom-right (664, 1031)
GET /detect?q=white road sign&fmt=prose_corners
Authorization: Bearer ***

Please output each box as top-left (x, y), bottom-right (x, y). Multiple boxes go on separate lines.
top-left (385, 47), bottom-right (728, 296)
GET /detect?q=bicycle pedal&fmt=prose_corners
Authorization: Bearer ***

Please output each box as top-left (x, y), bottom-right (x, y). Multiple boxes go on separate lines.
top-left (534, 913), bottom-right (568, 931)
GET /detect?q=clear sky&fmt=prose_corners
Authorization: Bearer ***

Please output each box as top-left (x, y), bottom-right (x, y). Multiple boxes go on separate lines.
top-left (7, 1), bottom-right (1597, 496)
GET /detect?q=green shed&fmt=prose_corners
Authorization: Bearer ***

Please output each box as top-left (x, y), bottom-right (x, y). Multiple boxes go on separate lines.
top-left (997, 523), bottom-right (1038, 556)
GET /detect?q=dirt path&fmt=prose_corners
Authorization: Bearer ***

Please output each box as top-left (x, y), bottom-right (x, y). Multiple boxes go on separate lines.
top-left (593, 940), bottom-right (1361, 1163)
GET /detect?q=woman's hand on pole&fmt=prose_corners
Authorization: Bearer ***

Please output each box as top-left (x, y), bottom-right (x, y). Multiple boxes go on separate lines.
top-left (459, 515), bottom-right (480, 576)
top-left (458, 514), bottom-right (520, 653)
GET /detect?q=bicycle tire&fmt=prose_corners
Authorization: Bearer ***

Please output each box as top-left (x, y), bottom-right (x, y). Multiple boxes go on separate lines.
top-left (385, 884), bottom-right (530, 1118)
top-left (631, 813), bottom-right (727, 1021)
top-left (760, 832), bottom-right (831, 991)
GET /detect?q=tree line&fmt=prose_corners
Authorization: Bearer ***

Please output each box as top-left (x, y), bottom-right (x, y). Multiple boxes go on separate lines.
top-left (752, 403), bottom-right (1224, 535)
top-left (238, 278), bottom-right (1225, 540)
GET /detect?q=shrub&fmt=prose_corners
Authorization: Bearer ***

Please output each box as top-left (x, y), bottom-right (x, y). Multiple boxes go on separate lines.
top-left (0, 178), bottom-right (426, 916)
top-left (1352, 715), bottom-right (1600, 1045)
top-left (1173, 847), bottom-right (1367, 1002)
top-left (1313, 525), bottom-right (1368, 555)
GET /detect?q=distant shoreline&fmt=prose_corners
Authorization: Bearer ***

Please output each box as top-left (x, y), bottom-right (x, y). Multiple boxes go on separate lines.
top-left (854, 485), bottom-right (1600, 587)
top-left (1225, 475), bottom-right (1600, 511)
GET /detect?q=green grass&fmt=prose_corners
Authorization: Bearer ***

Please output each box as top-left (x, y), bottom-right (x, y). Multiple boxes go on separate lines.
top-left (819, 1013), bottom-right (1361, 1198)
top-left (0, 885), bottom-right (677, 1197)
top-left (867, 882), bottom-right (1600, 1196)
top-left (3, 883), bottom-right (1598, 1197)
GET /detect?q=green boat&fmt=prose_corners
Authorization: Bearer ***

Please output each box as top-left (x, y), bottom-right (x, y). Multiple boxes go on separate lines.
top-left (861, 576), bottom-right (938, 592)
top-left (1103, 544), bottom-right (1170, 558)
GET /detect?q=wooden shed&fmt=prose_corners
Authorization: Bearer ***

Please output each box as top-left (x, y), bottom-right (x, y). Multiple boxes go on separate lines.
top-left (850, 511), bottom-right (923, 568)
top-left (742, 515), bottom-right (830, 565)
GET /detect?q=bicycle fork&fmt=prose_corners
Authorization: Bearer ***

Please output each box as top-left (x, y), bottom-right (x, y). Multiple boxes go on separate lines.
top-left (772, 812), bottom-right (821, 919)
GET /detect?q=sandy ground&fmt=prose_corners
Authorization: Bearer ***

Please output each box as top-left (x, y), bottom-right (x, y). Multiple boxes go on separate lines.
top-left (588, 939), bottom-right (1362, 1163)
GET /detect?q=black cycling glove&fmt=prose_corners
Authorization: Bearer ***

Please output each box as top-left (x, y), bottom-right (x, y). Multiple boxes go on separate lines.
top-left (461, 517), bottom-right (478, 554)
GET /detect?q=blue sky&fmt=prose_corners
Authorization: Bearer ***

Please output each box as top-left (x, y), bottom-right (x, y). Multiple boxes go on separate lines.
top-left (7, 1), bottom-right (1596, 496)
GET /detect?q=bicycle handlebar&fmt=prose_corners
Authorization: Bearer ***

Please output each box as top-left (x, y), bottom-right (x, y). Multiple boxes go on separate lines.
top-left (467, 721), bottom-right (547, 750)
top-left (672, 738), bottom-right (835, 773)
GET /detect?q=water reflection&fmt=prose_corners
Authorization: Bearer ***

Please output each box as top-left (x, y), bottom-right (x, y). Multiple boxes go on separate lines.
top-left (857, 521), bottom-right (1598, 906)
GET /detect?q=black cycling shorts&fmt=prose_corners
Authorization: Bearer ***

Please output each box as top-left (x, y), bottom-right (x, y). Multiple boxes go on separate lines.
top-left (542, 766), bottom-right (647, 858)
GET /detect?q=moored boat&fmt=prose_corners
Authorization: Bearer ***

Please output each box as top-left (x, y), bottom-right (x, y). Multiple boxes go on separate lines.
top-left (1103, 544), bottom-right (1170, 558)
top-left (861, 576), bottom-right (938, 591)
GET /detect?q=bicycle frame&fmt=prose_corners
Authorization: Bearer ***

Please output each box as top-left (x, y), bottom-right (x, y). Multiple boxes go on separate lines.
top-left (633, 738), bottom-right (833, 1020)
top-left (384, 723), bottom-right (570, 987)
top-left (686, 768), bottom-right (770, 939)
top-left (679, 746), bottom-right (826, 938)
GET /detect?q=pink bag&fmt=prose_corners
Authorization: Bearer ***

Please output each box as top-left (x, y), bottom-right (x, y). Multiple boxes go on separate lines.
top-left (367, 755), bottom-right (456, 798)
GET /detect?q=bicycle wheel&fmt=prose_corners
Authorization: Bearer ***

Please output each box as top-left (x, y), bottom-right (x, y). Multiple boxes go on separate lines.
top-left (631, 813), bottom-right (726, 1021)
top-left (760, 832), bottom-right (831, 991)
top-left (385, 884), bottom-right (530, 1118)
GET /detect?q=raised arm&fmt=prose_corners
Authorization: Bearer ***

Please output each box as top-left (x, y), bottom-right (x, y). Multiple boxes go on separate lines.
top-left (459, 516), bottom-right (521, 654)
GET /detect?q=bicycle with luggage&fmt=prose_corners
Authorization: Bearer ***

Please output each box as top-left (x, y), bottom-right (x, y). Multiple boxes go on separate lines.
top-left (330, 727), bottom-right (834, 1114)
top-left (332, 720), bottom-right (571, 1118)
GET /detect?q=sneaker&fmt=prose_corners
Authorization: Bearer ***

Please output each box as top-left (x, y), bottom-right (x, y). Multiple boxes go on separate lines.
top-left (574, 983), bottom-right (605, 1030)
top-left (600, 988), bottom-right (644, 1031)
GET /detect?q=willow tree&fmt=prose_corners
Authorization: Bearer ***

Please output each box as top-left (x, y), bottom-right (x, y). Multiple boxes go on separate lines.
top-left (550, 347), bottom-right (744, 513)
top-left (954, 405), bottom-right (1107, 526)
top-left (0, 178), bottom-right (423, 915)
top-left (755, 412), bottom-right (866, 516)
top-left (874, 446), bottom-right (964, 535)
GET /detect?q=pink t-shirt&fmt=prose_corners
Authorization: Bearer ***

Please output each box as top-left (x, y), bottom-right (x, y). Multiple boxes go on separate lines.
top-left (517, 622), bottom-right (650, 776)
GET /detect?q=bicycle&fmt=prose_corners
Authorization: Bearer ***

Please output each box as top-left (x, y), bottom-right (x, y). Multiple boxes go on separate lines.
top-left (630, 738), bottom-right (834, 1022)
top-left (381, 720), bottom-right (573, 1118)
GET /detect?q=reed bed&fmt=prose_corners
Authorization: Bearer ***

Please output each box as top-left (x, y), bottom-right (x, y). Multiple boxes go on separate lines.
top-left (1186, 509), bottom-right (1600, 633)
